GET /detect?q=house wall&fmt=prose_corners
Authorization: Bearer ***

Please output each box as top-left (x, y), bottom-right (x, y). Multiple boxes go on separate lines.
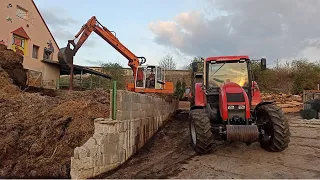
top-left (0, 0), bottom-right (60, 88)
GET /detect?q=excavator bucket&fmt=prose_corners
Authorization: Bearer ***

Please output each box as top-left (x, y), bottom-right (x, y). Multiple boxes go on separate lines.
top-left (58, 45), bottom-right (74, 65)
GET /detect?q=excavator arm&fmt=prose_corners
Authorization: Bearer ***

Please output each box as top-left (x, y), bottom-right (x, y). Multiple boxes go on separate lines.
top-left (58, 16), bottom-right (146, 80)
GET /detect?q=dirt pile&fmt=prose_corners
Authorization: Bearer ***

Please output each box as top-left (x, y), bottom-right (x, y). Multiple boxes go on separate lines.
top-left (261, 93), bottom-right (303, 112)
top-left (0, 44), bottom-right (27, 89)
top-left (0, 86), bottom-right (110, 178)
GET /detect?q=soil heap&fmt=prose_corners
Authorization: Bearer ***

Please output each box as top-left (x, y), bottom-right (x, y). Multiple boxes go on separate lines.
top-left (0, 44), bottom-right (27, 89)
top-left (0, 45), bottom-right (110, 178)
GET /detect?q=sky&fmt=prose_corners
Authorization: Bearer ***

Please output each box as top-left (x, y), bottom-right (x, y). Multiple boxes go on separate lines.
top-left (34, 0), bottom-right (320, 69)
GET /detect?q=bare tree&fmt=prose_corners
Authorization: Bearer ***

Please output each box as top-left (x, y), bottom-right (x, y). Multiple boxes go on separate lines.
top-left (159, 54), bottom-right (176, 70)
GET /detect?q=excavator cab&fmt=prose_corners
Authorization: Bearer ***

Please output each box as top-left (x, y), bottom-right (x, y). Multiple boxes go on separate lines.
top-left (127, 65), bottom-right (173, 94)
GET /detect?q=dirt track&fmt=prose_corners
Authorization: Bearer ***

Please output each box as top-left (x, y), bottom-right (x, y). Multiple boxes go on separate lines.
top-left (104, 111), bottom-right (320, 179)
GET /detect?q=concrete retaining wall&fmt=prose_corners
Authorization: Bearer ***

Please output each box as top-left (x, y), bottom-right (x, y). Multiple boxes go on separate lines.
top-left (70, 90), bottom-right (178, 179)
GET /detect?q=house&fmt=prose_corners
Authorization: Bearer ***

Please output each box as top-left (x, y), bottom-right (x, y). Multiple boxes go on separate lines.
top-left (0, 0), bottom-right (60, 89)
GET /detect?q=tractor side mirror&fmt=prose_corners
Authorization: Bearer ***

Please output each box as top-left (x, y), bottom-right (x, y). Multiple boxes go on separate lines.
top-left (261, 58), bottom-right (266, 71)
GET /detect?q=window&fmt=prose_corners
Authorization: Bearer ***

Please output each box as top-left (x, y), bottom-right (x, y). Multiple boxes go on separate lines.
top-left (12, 35), bottom-right (25, 48)
top-left (156, 67), bottom-right (163, 81)
top-left (208, 62), bottom-right (249, 88)
top-left (32, 45), bottom-right (39, 59)
top-left (16, 5), bottom-right (28, 19)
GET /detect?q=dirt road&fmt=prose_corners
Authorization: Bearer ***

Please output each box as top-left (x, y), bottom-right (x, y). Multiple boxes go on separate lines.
top-left (103, 111), bottom-right (320, 179)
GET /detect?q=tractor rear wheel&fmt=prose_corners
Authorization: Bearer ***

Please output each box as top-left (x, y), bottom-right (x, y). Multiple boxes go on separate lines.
top-left (189, 109), bottom-right (214, 154)
top-left (256, 104), bottom-right (290, 152)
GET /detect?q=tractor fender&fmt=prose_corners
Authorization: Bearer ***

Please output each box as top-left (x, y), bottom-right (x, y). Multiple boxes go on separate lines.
top-left (253, 101), bottom-right (275, 115)
top-left (190, 83), bottom-right (206, 110)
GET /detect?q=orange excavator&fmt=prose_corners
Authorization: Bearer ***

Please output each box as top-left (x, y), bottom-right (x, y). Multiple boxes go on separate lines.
top-left (58, 16), bottom-right (174, 94)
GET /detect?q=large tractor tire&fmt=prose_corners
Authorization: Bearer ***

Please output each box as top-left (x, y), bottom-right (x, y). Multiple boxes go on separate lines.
top-left (189, 109), bottom-right (214, 154)
top-left (256, 104), bottom-right (290, 152)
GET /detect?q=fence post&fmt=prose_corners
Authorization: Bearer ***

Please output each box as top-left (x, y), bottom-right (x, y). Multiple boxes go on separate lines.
top-left (112, 81), bottom-right (117, 120)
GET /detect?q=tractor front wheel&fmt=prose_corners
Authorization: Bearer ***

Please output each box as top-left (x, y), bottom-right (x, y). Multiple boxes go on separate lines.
top-left (256, 104), bottom-right (290, 152)
top-left (189, 109), bottom-right (214, 154)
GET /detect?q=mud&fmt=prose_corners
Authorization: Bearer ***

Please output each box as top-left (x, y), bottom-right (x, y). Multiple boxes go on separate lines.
top-left (0, 89), bottom-right (110, 178)
top-left (104, 112), bottom-right (320, 179)
top-left (0, 44), bottom-right (27, 89)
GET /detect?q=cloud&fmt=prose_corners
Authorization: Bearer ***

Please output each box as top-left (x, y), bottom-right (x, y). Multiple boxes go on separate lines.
top-left (40, 8), bottom-right (78, 28)
top-left (39, 8), bottom-right (98, 48)
top-left (149, 0), bottom-right (320, 63)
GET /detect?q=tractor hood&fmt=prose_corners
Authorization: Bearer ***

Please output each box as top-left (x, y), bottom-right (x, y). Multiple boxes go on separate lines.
top-left (219, 82), bottom-right (251, 120)
top-left (220, 82), bottom-right (244, 94)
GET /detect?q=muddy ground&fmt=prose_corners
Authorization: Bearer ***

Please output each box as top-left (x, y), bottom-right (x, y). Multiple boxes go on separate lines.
top-left (104, 111), bottom-right (320, 179)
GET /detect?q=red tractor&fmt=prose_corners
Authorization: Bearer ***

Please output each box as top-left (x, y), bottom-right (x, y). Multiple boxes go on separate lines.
top-left (189, 56), bottom-right (290, 154)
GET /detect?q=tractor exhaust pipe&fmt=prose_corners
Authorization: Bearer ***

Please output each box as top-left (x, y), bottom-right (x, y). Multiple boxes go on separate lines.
top-left (225, 125), bottom-right (259, 143)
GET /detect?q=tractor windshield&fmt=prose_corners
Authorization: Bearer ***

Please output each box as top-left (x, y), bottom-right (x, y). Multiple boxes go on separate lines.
top-left (208, 62), bottom-right (248, 88)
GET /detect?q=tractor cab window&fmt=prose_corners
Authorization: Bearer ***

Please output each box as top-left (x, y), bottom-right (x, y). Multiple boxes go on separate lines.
top-left (145, 66), bottom-right (156, 88)
top-left (208, 62), bottom-right (248, 88)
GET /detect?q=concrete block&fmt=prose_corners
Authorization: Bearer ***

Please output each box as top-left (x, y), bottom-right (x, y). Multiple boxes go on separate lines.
top-left (102, 153), bottom-right (112, 165)
top-left (118, 122), bottom-right (125, 132)
top-left (123, 102), bottom-right (131, 111)
top-left (135, 111), bottom-right (141, 119)
top-left (89, 147), bottom-right (99, 157)
top-left (106, 124), bottom-right (119, 134)
top-left (94, 156), bottom-right (104, 167)
top-left (136, 103), bottom-right (141, 111)
top-left (93, 133), bottom-right (106, 145)
top-left (78, 147), bottom-right (89, 158)
top-left (119, 110), bottom-right (131, 121)
top-left (71, 168), bottom-right (94, 179)
top-left (123, 132), bottom-right (128, 153)
top-left (125, 93), bottom-right (132, 103)
top-left (111, 154), bottom-right (119, 164)
top-left (93, 167), bottom-right (101, 177)
top-left (81, 157), bottom-right (94, 169)
top-left (99, 137), bottom-right (113, 154)
top-left (135, 93), bottom-right (141, 103)
top-left (108, 133), bottom-right (119, 144)
top-left (116, 110), bottom-right (123, 121)
top-left (71, 157), bottom-right (82, 170)
top-left (73, 147), bottom-right (80, 159)
top-left (108, 143), bottom-right (119, 155)
top-left (117, 93), bottom-right (125, 110)
top-left (130, 103), bottom-right (136, 111)
top-left (83, 137), bottom-right (97, 149)
top-left (119, 132), bottom-right (125, 147)
top-left (133, 144), bottom-right (137, 154)
top-left (119, 149), bottom-right (126, 163)
top-left (94, 123), bottom-right (104, 134)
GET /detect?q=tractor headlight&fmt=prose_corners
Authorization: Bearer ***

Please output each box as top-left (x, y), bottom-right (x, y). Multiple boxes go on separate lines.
top-left (238, 105), bottom-right (246, 109)
top-left (227, 105), bottom-right (234, 110)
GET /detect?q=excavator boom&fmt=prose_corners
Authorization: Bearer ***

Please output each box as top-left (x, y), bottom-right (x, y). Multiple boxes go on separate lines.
top-left (58, 16), bottom-right (146, 80)
top-left (58, 16), bottom-right (174, 94)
